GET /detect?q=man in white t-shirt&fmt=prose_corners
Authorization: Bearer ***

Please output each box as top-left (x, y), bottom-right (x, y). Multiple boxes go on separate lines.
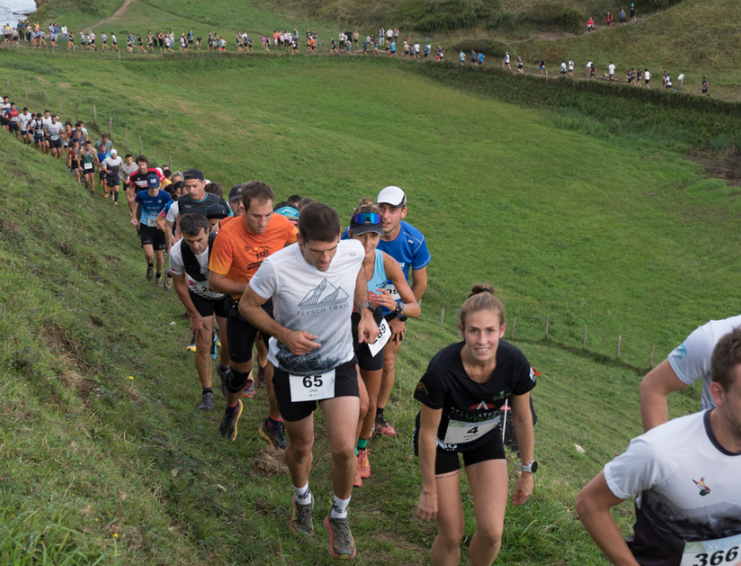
top-left (640, 314), bottom-right (741, 432)
top-left (577, 326), bottom-right (741, 566)
top-left (45, 114), bottom-right (65, 160)
top-left (169, 213), bottom-right (229, 411)
top-left (608, 61), bottom-right (616, 82)
top-left (18, 106), bottom-right (33, 144)
top-left (239, 202), bottom-right (379, 560)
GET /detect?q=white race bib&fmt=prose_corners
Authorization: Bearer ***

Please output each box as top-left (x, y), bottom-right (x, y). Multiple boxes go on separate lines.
top-left (50, 134), bottom-right (60, 140)
top-left (443, 415), bottom-right (501, 445)
top-left (289, 370), bottom-right (335, 402)
top-left (383, 283), bottom-right (401, 301)
top-left (681, 534), bottom-right (741, 566)
top-left (83, 162), bottom-right (93, 170)
top-left (368, 318), bottom-right (391, 357)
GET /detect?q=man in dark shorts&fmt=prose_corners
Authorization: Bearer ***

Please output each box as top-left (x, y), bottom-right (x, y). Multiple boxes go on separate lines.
top-left (100, 148), bottom-right (123, 204)
top-left (128, 154), bottom-right (165, 215)
top-left (170, 213), bottom-right (230, 411)
top-left (208, 181), bottom-right (296, 449)
top-left (239, 202), bottom-right (379, 559)
top-left (131, 173), bottom-right (171, 286)
top-left (702, 77), bottom-right (709, 96)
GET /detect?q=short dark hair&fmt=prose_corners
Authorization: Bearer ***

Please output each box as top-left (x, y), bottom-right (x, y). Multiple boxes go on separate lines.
top-left (711, 327), bottom-right (741, 392)
top-left (205, 182), bottom-right (223, 197)
top-left (135, 154), bottom-right (148, 164)
top-left (240, 181), bottom-right (275, 212)
top-left (299, 202), bottom-right (340, 243)
top-left (287, 194), bottom-right (302, 204)
top-left (125, 153), bottom-right (133, 159)
top-left (296, 198), bottom-right (316, 211)
top-left (179, 213), bottom-right (209, 237)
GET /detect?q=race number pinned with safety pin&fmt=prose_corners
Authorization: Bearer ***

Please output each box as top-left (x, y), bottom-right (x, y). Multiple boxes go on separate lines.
top-left (443, 416), bottom-right (501, 445)
top-left (289, 370), bottom-right (336, 402)
top-left (681, 533), bottom-right (741, 566)
top-left (368, 318), bottom-right (391, 357)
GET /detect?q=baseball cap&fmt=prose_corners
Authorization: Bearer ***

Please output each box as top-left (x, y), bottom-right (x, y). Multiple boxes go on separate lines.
top-left (205, 202), bottom-right (230, 220)
top-left (183, 168), bottom-right (204, 181)
top-left (146, 173), bottom-right (160, 189)
top-left (350, 212), bottom-right (383, 236)
top-left (376, 186), bottom-right (407, 208)
top-left (274, 205), bottom-right (299, 222)
top-left (228, 184), bottom-right (243, 202)
top-left (110, 148), bottom-right (117, 156)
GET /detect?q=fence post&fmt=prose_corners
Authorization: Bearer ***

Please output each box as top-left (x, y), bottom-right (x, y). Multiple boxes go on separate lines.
top-left (650, 346), bottom-right (654, 368)
top-left (60, 99), bottom-right (63, 115)
top-left (118, 49), bottom-right (121, 60)
top-left (25, 86), bottom-right (28, 100)
top-left (75, 101), bottom-right (78, 122)
top-left (125, 125), bottom-right (128, 148)
top-left (511, 317), bottom-right (516, 338)
top-left (6, 77), bottom-right (8, 88)
top-left (42, 91), bottom-right (45, 105)
top-left (168, 154), bottom-right (171, 170)
top-left (544, 315), bottom-right (549, 338)
top-left (108, 117), bottom-right (112, 137)
top-left (583, 325), bottom-right (587, 348)
top-left (93, 104), bottom-right (97, 124)
top-left (616, 336), bottom-right (622, 359)
top-left (439, 308), bottom-right (444, 324)
top-left (138, 135), bottom-right (142, 155)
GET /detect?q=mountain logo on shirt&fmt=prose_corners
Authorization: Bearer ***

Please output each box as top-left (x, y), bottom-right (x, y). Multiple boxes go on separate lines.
top-left (692, 477), bottom-right (711, 496)
top-left (470, 401), bottom-right (496, 410)
top-left (298, 279), bottom-right (349, 307)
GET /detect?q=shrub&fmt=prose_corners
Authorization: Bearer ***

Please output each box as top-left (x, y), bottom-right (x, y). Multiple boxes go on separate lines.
top-left (558, 8), bottom-right (583, 33)
top-left (487, 12), bottom-right (514, 30)
top-left (408, 0), bottom-right (484, 32)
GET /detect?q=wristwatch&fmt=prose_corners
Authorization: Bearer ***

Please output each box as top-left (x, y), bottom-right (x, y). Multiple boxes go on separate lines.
top-left (520, 460), bottom-right (538, 473)
top-left (396, 302), bottom-right (408, 322)
top-left (357, 301), bottom-right (373, 313)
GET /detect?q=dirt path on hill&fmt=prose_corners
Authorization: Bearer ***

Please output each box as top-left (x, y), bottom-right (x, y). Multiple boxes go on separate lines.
top-left (509, 13), bottom-right (655, 44)
top-left (83, 0), bottom-right (135, 32)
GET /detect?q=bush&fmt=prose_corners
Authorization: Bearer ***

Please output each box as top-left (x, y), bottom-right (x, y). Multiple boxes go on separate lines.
top-left (405, 0), bottom-right (484, 32)
top-left (487, 12), bottom-right (514, 30)
top-left (558, 8), bottom-right (583, 33)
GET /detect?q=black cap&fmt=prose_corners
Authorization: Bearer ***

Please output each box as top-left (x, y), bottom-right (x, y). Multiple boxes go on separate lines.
top-left (183, 168), bottom-right (204, 181)
top-left (205, 202), bottom-right (230, 220)
top-left (228, 184), bottom-right (243, 202)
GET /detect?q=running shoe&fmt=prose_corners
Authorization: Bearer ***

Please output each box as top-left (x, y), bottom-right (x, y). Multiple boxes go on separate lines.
top-left (257, 364), bottom-right (267, 388)
top-left (242, 379), bottom-right (255, 398)
top-left (163, 271), bottom-right (173, 291)
top-left (156, 276), bottom-right (163, 287)
top-left (146, 265), bottom-right (154, 281)
top-left (197, 391), bottom-right (214, 411)
top-left (289, 494), bottom-right (314, 537)
top-left (373, 414), bottom-right (396, 438)
top-left (218, 400), bottom-right (243, 441)
top-left (259, 418), bottom-right (288, 450)
top-left (323, 516), bottom-right (356, 559)
top-left (216, 364), bottom-right (230, 397)
top-left (186, 335), bottom-right (196, 352)
top-left (210, 333), bottom-right (218, 360)
top-left (357, 449), bottom-right (370, 479)
top-left (353, 465), bottom-right (362, 488)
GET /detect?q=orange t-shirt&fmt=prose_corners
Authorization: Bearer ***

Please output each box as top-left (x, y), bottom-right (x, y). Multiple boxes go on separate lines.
top-left (209, 213), bottom-right (298, 298)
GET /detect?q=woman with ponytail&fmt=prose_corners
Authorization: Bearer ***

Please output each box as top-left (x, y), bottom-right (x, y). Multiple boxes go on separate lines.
top-left (413, 285), bottom-right (536, 566)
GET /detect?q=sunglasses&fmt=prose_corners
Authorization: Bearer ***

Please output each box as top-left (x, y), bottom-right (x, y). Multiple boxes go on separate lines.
top-left (353, 212), bottom-right (381, 225)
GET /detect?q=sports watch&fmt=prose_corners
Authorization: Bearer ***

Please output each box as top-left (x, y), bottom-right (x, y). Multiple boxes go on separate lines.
top-left (357, 301), bottom-right (373, 313)
top-left (396, 302), bottom-right (408, 322)
top-left (520, 460), bottom-right (538, 473)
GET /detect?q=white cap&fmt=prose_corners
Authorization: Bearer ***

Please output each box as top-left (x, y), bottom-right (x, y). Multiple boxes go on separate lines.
top-left (376, 186), bottom-right (407, 208)
top-left (110, 148), bottom-right (117, 155)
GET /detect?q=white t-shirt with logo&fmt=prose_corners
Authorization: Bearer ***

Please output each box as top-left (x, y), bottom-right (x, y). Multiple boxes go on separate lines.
top-left (168, 239), bottom-right (224, 300)
top-left (667, 315), bottom-right (741, 410)
top-left (249, 239), bottom-right (364, 376)
top-left (604, 411), bottom-right (741, 565)
top-left (47, 121), bottom-right (64, 139)
top-left (18, 112), bottom-right (32, 131)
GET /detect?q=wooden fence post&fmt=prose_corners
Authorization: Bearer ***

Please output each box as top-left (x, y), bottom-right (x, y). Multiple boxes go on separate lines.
top-left (42, 91), bottom-right (45, 105)
top-left (583, 325), bottom-right (587, 348)
top-left (25, 86), bottom-right (28, 100)
top-left (439, 309), bottom-right (444, 324)
top-left (125, 125), bottom-right (128, 148)
top-left (168, 154), bottom-right (171, 170)
top-left (616, 336), bottom-right (622, 359)
top-left (75, 101), bottom-right (78, 122)
top-left (545, 315), bottom-right (549, 338)
top-left (138, 135), bottom-right (142, 155)
top-left (60, 99), bottom-right (63, 115)
top-left (108, 117), bottom-right (112, 137)
top-left (93, 104), bottom-right (97, 124)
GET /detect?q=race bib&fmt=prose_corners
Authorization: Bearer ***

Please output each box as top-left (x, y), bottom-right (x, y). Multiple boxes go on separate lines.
top-left (383, 283), bottom-right (401, 301)
top-left (50, 134), bottom-right (60, 140)
top-left (443, 415), bottom-right (501, 445)
top-left (83, 162), bottom-right (93, 170)
top-left (681, 534), bottom-right (741, 566)
top-left (289, 370), bottom-right (335, 402)
top-left (368, 318), bottom-right (391, 357)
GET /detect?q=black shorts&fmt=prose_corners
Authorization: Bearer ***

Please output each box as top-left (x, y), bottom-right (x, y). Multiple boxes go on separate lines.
top-left (225, 295), bottom-right (271, 364)
top-left (139, 224), bottom-right (166, 250)
top-left (273, 358), bottom-right (359, 422)
top-left (702, 87), bottom-right (708, 93)
top-left (49, 138), bottom-right (63, 149)
top-left (189, 290), bottom-right (227, 318)
top-left (82, 164), bottom-right (95, 175)
top-left (8, 123), bottom-right (19, 132)
top-left (71, 160), bottom-right (80, 170)
top-left (106, 175), bottom-right (120, 186)
top-left (353, 308), bottom-right (384, 372)
top-left (384, 312), bottom-right (403, 343)
top-left (34, 133), bottom-right (44, 142)
top-left (413, 430), bottom-right (506, 474)
top-left (99, 170), bottom-right (107, 181)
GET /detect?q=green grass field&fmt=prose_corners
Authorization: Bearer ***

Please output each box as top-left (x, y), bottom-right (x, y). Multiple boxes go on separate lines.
top-left (0, 3), bottom-right (733, 563)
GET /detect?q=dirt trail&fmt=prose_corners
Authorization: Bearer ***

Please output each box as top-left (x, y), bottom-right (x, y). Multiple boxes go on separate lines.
top-left (509, 14), bottom-right (655, 44)
top-left (83, 0), bottom-right (135, 32)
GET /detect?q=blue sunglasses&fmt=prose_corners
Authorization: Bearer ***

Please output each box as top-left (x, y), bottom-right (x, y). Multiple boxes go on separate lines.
top-left (353, 212), bottom-right (381, 225)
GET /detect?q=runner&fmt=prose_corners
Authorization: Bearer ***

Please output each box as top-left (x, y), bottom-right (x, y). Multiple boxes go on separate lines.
top-left (128, 155), bottom-right (165, 213)
top-left (587, 17), bottom-right (594, 32)
top-left (18, 106), bottom-right (32, 144)
top-left (131, 173), bottom-right (171, 286)
top-left (31, 112), bottom-right (45, 150)
top-left (539, 57), bottom-right (546, 75)
top-left (80, 140), bottom-right (99, 193)
top-left (608, 61), bottom-right (616, 82)
top-left (208, 181), bottom-right (295, 450)
top-left (644, 68), bottom-right (651, 88)
top-left (630, 2), bottom-right (636, 22)
top-left (560, 61), bottom-right (567, 76)
top-left (639, 315), bottom-right (741, 432)
top-left (414, 285), bottom-right (536, 566)
top-left (702, 76), bottom-right (709, 96)
top-left (577, 326), bottom-right (741, 566)
top-left (100, 148), bottom-right (123, 204)
top-left (120, 153), bottom-right (137, 203)
top-left (45, 114), bottom-right (65, 160)
top-left (568, 59), bottom-right (574, 77)
top-left (373, 186), bottom-right (430, 437)
top-left (517, 55), bottom-right (524, 73)
top-left (175, 169), bottom-right (232, 237)
top-left (503, 51), bottom-right (511, 71)
top-left (68, 139), bottom-right (82, 183)
top-left (169, 212), bottom-right (230, 411)
top-left (5, 102), bottom-right (20, 141)
top-left (347, 198), bottom-right (420, 487)
top-left (238, 201), bottom-right (379, 559)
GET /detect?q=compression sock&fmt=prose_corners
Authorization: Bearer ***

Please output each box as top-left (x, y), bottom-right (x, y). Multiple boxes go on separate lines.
top-left (330, 494), bottom-right (351, 519)
top-left (148, 262), bottom-right (153, 268)
top-left (267, 415), bottom-right (282, 429)
top-left (356, 438), bottom-right (368, 450)
top-left (375, 407), bottom-right (384, 419)
top-left (202, 387), bottom-right (213, 395)
top-left (294, 483), bottom-right (311, 505)
top-left (155, 272), bottom-right (161, 279)
top-left (225, 402), bottom-right (239, 416)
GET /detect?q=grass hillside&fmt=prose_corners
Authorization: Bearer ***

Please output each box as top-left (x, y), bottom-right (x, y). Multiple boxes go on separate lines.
top-left (0, 39), bottom-right (732, 564)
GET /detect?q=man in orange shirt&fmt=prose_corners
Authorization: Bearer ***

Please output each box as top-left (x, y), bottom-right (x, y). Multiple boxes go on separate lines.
top-left (209, 181), bottom-right (297, 448)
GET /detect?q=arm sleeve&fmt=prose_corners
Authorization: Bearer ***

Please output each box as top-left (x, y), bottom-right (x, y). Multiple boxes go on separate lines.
top-left (413, 363), bottom-right (446, 410)
top-left (412, 237), bottom-right (432, 271)
top-left (208, 231), bottom-right (233, 275)
top-left (603, 435), bottom-right (663, 500)
top-left (248, 259), bottom-right (277, 300)
top-left (667, 324), bottom-right (714, 386)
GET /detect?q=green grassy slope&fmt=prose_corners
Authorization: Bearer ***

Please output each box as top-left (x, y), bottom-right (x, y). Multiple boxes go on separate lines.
top-left (0, 49), bottom-right (722, 564)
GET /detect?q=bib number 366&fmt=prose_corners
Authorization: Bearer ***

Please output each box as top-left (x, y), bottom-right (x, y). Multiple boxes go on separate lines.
top-left (289, 370), bottom-right (335, 402)
top-left (681, 533), bottom-right (741, 566)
